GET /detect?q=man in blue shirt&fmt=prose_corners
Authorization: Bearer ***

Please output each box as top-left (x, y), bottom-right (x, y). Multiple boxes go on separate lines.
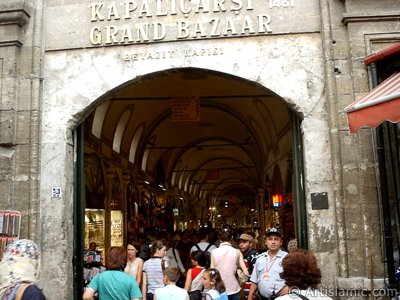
top-left (247, 228), bottom-right (288, 300)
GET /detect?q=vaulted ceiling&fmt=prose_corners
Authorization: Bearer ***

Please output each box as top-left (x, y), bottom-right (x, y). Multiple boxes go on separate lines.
top-left (85, 68), bottom-right (293, 215)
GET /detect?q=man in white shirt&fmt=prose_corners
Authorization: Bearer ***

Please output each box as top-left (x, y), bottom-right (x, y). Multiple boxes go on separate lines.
top-left (190, 228), bottom-right (216, 253)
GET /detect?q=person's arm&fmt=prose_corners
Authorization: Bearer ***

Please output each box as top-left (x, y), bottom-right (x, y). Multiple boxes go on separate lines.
top-left (247, 282), bottom-right (258, 300)
top-left (238, 251), bottom-right (250, 277)
top-left (142, 272), bottom-right (147, 300)
top-left (278, 285), bottom-right (289, 296)
top-left (174, 248), bottom-right (186, 274)
top-left (82, 287), bottom-right (95, 300)
top-left (210, 253), bottom-right (215, 268)
top-left (184, 268), bottom-right (192, 291)
top-left (136, 259), bottom-right (144, 287)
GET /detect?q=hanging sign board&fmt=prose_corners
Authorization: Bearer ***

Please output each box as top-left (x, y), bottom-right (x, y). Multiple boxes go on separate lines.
top-left (172, 97), bottom-right (200, 121)
top-left (173, 208), bottom-right (179, 216)
top-left (0, 210), bottom-right (21, 260)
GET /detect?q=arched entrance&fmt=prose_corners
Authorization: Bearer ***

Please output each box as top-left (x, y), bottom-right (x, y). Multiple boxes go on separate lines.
top-left (73, 67), bottom-right (306, 296)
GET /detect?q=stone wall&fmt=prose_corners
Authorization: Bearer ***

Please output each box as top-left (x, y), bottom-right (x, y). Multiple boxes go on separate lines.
top-left (0, 0), bottom-right (42, 240)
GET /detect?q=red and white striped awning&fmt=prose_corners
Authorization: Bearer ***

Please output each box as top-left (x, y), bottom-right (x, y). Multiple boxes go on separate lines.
top-left (344, 72), bottom-right (400, 133)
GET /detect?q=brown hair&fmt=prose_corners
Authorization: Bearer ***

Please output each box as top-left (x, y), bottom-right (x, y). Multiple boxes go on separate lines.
top-left (219, 225), bottom-right (233, 242)
top-left (205, 268), bottom-right (226, 293)
top-left (280, 249), bottom-right (321, 289)
top-left (163, 266), bottom-right (181, 282)
top-left (128, 240), bottom-right (141, 251)
top-left (191, 250), bottom-right (207, 267)
top-left (105, 246), bottom-right (127, 271)
top-left (151, 240), bottom-right (165, 256)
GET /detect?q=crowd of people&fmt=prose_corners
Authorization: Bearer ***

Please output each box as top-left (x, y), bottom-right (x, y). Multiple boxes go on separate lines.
top-left (0, 226), bottom-right (331, 300)
top-left (82, 225), bottom-right (331, 300)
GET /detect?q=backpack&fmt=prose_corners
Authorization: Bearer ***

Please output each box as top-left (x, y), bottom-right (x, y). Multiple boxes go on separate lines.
top-left (194, 243), bottom-right (212, 268)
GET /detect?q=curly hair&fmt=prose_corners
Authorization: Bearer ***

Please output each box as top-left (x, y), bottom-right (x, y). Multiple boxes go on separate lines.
top-left (280, 249), bottom-right (321, 289)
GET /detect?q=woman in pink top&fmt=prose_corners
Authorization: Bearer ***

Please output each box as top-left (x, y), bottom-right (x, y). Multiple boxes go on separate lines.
top-left (210, 225), bottom-right (249, 300)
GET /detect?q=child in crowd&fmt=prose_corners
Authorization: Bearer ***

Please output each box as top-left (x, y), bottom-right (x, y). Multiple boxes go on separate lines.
top-left (203, 268), bottom-right (228, 300)
top-left (154, 267), bottom-right (189, 300)
top-left (184, 250), bottom-right (206, 300)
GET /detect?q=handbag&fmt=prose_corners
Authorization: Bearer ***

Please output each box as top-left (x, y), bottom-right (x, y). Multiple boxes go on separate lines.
top-left (236, 269), bottom-right (248, 286)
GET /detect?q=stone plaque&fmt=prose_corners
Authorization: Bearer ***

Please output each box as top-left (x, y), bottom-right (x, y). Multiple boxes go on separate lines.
top-left (45, 0), bottom-right (320, 50)
top-left (311, 192), bottom-right (328, 210)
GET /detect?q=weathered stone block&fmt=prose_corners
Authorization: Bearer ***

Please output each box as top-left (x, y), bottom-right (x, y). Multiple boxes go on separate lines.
top-left (345, 204), bottom-right (364, 239)
top-left (346, 239), bottom-right (367, 276)
top-left (352, 69), bottom-right (370, 93)
top-left (13, 143), bottom-right (31, 176)
top-left (15, 110), bottom-right (32, 143)
top-left (335, 74), bottom-right (353, 95)
top-left (0, 110), bottom-right (14, 143)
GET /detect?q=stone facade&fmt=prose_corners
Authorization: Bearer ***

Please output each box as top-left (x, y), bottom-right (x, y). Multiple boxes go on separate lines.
top-left (0, 0), bottom-right (399, 299)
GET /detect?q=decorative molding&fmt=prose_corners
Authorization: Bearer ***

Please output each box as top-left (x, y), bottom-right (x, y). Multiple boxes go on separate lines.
top-left (0, 10), bottom-right (30, 26)
top-left (0, 1), bottom-right (32, 46)
top-left (342, 11), bottom-right (400, 24)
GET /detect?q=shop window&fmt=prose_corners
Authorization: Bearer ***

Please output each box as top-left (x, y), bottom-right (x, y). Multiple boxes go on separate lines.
top-left (111, 210), bottom-right (123, 247)
top-left (84, 209), bottom-right (105, 252)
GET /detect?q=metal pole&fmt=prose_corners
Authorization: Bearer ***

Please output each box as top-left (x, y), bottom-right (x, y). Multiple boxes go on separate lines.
top-left (291, 111), bottom-right (308, 249)
top-left (73, 124), bottom-right (85, 299)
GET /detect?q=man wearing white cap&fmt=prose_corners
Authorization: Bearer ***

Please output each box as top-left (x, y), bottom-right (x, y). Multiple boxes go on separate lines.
top-left (247, 228), bottom-right (288, 300)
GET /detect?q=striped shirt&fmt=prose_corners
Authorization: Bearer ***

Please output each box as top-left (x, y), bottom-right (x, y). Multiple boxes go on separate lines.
top-left (143, 257), bottom-right (166, 294)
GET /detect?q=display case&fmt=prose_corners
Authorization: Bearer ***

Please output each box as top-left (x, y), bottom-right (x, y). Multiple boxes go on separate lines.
top-left (110, 210), bottom-right (123, 247)
top-left (84, 209), bottom-right (105, 252)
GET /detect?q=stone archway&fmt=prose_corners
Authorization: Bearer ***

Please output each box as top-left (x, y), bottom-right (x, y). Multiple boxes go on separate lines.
top-left (40, 37), bottom-right (334, 298)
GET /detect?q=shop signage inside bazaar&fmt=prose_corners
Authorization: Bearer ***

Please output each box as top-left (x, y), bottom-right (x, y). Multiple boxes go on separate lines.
top-left (89, 0), bottom-right (298, 45)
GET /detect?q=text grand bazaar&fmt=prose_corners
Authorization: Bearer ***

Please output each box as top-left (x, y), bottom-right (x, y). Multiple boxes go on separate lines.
top-left (89, 0), bottom-right (273, 44)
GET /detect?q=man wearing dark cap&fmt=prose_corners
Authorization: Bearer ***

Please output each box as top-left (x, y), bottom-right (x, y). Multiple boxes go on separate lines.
top-left (247, 228), bottom-right (288, 300)
top-left (238, 233), bottom-right (258, 299)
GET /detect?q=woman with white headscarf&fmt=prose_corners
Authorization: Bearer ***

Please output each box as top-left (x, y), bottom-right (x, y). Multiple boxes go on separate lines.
top-left (0, 239), bottom-right (46, 300)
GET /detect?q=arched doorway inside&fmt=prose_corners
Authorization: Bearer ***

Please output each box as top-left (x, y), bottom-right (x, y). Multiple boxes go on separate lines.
top-left (73, 67), bottom-right (306, 296)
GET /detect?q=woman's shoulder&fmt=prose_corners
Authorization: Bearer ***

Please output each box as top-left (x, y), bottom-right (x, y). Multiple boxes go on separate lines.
top-left (136, 257), bottom-right (144, 264)
top-left (22, 284), bottom-right (46, 300)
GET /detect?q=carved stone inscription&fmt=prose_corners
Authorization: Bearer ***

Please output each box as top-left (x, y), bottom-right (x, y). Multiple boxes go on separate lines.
top-left (89, 0), bottom-right (296, 45)
top-left (121, 47), bottom-right (224, 61)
